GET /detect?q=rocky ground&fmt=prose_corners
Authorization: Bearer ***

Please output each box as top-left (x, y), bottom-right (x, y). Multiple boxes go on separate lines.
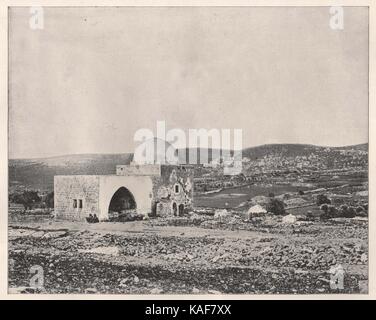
top-left (8, 214), bottom-right (368, 295)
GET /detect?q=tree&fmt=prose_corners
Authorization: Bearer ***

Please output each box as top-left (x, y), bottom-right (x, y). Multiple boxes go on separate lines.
top-left (355, 206), bottom-right (367, 217)
top-left (45, 191), bottom-right (54, 208)
top-left (316, 194), bottom-right (331, 206)
top-left (327, 205), bottom-right (337, 217)
top-left (356, 206), bottom-right (364, 214)
top-left (346, 206), bottom-right (356, 218)
top-left (338, 204), bottom-right (355, 218)
top-left (266, 198), bottom-right (286, 215)
top-left (13, 190), bottom-right (41, 210)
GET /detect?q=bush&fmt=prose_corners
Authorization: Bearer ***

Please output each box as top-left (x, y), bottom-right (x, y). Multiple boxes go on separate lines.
top-left (338, 205), bottom-right (347, 217)
top-left (320, 205), bottom-right (337, 220)
top-left (356, 211), bottom-right (367, 217)
top-left (11, 190), bottom-right (41, 210)
top-left (355, 206), bottom-right (367, 217)
top-left (298, 190), bottom-right (305, 195)
top-left (316, 194), bottom-right (331, 206)
top-left (338, 205), bottom-right (356, 218)
top-left (320, 204), bottom-right (329, 214)
top-left (306, 210), bottom-right (314, 220)
top-left (327, 205), bottom-right (337, 217)
top-left (266, 198), bottom-right (286, 215)
top-left (45, 192), bottom-right (54, 208)
top-left (347, 206), bottom-right (356, 218)
top-left (356, 206), bottom-right (364, 213)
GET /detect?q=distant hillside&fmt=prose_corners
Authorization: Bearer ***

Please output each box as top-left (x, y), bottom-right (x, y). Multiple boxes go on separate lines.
top-left (9, 153), bottom-right (133, 191)
top-left (242, 143), bottom-right (368, 160)
top-left (333, 143), bottom-right (369, 152)
top-left (9, 143), bottom-right (368, 191)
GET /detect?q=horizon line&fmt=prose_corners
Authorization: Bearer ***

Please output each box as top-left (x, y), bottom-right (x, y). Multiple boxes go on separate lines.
top-left (8, 141), bottom-right (369, 161)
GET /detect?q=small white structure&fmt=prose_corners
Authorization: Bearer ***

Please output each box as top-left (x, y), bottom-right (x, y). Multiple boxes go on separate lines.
top-left (214, 209), bottom-right (230, 221)
top-left (282, 214), bottom-right (297, 224)
top-left (248, 204), bottom-right (267, 214)
top-left (245, 204), bottom-right (267, 219)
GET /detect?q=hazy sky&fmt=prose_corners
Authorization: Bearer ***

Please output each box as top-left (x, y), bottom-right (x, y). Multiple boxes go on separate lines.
top-left (9, 6), bottom-right (368, 159)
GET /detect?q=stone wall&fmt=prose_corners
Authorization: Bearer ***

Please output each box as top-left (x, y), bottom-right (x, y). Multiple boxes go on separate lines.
top-left (54, 175), bottom-right (100, 221)
top-left (116, 164), bottom-right (161, 176)
top-left (54, 165), bottom-right (194, 221)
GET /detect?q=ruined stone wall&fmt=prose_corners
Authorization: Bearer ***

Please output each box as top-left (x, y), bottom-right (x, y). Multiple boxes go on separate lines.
top-left (152, 165), bottom-right (194, 216)
top-left (54, 175), bottom-right (100, 221)
top-left (116, 164), bottom-right (161, 176)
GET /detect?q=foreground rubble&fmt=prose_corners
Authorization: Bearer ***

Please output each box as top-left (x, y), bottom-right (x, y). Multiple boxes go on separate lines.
top-left (8, 214), bottom-right (368, 294)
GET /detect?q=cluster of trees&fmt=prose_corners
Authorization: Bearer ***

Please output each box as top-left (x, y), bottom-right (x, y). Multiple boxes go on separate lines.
top-left (320, 203), bottom-right (368, 219)
top-left (265, 192), bottom-right (368, 218)
top-left (316, 194), bottom-right (331, 206)
top-left (9, 190), bottom-right (54, 210)
top-left (316, 193), bottom-right (367, 219)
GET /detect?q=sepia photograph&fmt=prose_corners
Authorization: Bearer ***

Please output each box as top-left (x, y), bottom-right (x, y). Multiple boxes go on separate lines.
top-left (6, 4), bottom-right (370, 296)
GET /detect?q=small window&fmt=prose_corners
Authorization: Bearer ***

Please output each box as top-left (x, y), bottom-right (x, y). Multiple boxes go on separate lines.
top-left (174, 184), bottom-right (180, 194)
top-left (79, 199), bottom-right (83, 209)
top-left (73, 199), bottom-right (77, 208)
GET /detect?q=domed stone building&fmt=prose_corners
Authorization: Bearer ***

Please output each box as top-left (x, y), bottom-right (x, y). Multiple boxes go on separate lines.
top-left (133, 137), bottom-right (179, 165)
top-left (54, 139), bottom-right (194, 221)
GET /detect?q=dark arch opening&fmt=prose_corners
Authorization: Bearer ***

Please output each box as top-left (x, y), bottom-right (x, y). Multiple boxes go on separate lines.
top-left (172, 202), bottom-right (177, 216)
top-left (178, 204), bottom-right (185, 216)
top-left (151, 201), bottom-right (159, 217)
top-left (108, 187), bottom-right (137, 218)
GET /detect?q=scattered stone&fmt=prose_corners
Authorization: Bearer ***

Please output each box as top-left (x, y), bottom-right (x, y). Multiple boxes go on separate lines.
top-left (8, 286), bottom-right (44, 294)
top-left (282, 214), bottom-right (297, 224)
top-left (358, 280), bottom-right (368, 294)
top-left (150, 288), bottom-right (163, 294)
top-left (80, 246), bottom-right (119, 256)
top-left (208, 289), bottom-right (222, 294)
top-left (85, 288), bottom-right (98, 294)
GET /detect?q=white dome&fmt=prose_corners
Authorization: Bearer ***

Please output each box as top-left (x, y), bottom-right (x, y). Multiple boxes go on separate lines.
top-left (133, 138), bottom-right (179, 165)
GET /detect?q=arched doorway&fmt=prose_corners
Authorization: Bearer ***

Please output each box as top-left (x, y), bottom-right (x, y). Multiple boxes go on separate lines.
top-left (172, 202), bottom-right (177, 216)
top-left (151, 201), bottom-right (159, 217)
top-left (108, 187), bottom-right (137, 220)
top-left (178, 204), bottom-right (185, 216)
